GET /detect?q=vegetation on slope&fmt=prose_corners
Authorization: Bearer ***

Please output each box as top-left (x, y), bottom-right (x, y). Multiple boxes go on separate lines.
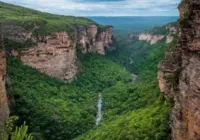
top-left (75, 104), bottom-right (171, 140)
top-left (3, 2), bottom-right (177, 139)
top-left (75, 26), bottom-right (177, 140)
top-left (7, 23), bottom-right (176, 140)
top-left (7, 54), bottom-right (131, 140)
top-left (108, 23), bottom-right (177, 76)
top-left (0, 116), bottom-right (33, 140)
top-left (0, 1), bottom-right (94, 36)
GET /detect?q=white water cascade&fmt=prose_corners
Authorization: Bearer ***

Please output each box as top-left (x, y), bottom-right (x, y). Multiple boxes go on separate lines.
top-left (132, 73), bottom-right (138, 82)
top-left (130, 57), bottom-right (134, 64)
top-left (96, 94), bottom-right (102, 126)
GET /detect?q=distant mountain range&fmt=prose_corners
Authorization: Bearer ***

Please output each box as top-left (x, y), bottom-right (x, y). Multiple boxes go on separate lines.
top-left (89, 16), bottom-right (178, 33)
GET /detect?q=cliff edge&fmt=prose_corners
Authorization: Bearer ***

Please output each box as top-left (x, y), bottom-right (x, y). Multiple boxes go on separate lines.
top-left (158, 0), bottom-right (200, 139)
top-left (0, 1), bottom-right (115, 81)
top-left (3, 24), bottom-right (114, 81)
top-left (0, 33), bottom-right (9, 129)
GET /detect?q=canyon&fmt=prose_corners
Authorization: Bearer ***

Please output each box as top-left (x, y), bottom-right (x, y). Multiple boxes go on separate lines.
top-left (0, 2), bottom-right (115, 132)
top-left (0, 23), bottom-right (114, 133)
top-left (1, 0), bottom-right (200, 140)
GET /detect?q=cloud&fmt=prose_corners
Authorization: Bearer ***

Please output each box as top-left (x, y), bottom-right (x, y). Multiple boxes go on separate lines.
top-left (1, 0), bottom-right (181, 16)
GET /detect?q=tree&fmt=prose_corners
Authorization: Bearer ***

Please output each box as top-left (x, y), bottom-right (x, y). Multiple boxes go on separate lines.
top-left (0, 116), bottom-right (33, 140)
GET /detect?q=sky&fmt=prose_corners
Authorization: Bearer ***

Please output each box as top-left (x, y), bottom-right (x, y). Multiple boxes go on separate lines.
top-left (1, 0), bottom-right (181, 16)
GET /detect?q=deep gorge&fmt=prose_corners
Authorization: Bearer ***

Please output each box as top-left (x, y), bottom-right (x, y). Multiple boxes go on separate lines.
top-left (0, 0), bottom-right (200, 140)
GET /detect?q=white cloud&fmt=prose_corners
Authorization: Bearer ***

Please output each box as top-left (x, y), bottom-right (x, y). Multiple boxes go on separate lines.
top-left (1, 0), bottom-right (181, 16)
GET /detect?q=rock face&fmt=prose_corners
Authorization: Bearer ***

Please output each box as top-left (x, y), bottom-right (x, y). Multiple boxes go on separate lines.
top-left (129, 23), bottom-right (177, 45)
top-left (3, 24), bottom-right (114, 81)
top-left (19, 32), bottom-right (78, 81)
top-left (158, 49), bottom-right (181, 94)
top-left (158, 0), bottom-right (200, 139)
top-left (138, 33), bottom-right (165, 45)
top-left (77, 25), bottom-right (114, 55)
top-left (0, 44), bottom-right (9, 129)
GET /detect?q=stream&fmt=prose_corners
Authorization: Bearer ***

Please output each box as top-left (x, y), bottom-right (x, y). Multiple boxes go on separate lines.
top-left (96, 94), bottom-right (102, 125)
top-left (132, 73), bottom-right (138, 82)
top-left (95, 59), bottom-right (137, 125)
top-left (130, 57), bottom-right (134, 64)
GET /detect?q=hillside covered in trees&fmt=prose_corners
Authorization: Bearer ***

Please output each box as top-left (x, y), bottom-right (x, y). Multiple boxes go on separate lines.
top-left (0, 1), bottom-right (179, 140)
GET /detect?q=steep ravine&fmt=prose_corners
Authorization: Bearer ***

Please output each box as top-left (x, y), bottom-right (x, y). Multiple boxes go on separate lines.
top-left (158, 0), bottom-right (200, 139)
top-left (75, 22), bottom-right (177, 140)
top-left (2, 1), bottom-right (198, 140)
top-left (0, 2), bottom-right (117, 137)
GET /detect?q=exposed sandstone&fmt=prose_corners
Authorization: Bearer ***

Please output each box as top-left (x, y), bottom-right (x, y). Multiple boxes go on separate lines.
top-left (166, 35), bottom-right (174, 44)
top-left (158, 49), bottom-right (181, 96)
top-left (19, 32), bottom-right (77, 81)
top-left (138, 33), bottom-right (165, 45)
top-left (166, 24), bottom-right (177, 35)
top-left (4, 24), bottom-right (114, 81)
top-left (158, 0), bottom-right (200, 139)
top-left (129, 23), bottom-right (177, 45)
top-left (77, 25), bottom-right (113, 55)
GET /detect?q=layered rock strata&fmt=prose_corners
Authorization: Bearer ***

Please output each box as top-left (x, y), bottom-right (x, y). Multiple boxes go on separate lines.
top-left (129, 23), bottom-right (177, 45)
top-left (158, 0), bottom-right (200, 139)
top-left (3, 24), bottom-right (114, 81)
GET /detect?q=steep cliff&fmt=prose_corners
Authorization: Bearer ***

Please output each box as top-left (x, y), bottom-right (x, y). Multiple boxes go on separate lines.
top-left (3, 24), bottom-right (113, 81)
top-left (158, 0), bottom-right (200, 139)
top-left (0, 39), bottom-right (9, 129)
top-left (128, 23), bottom-right (177, 45)
top-left (0, 2), bottom-right (114, 81)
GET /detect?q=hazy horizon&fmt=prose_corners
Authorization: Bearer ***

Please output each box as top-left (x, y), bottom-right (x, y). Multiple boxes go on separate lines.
top-left (89, 16), bottom-right (178, 33)
top-left (1, 0), bottom-right (181, 16)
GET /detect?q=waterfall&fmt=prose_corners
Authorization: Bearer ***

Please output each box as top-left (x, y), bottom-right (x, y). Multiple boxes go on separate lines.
top-left (130, 57), bottom-right (134, 64)
top-left (132, 73), bottom-right (138, 82)
top-left (96, 94), bottom-right (102, 126)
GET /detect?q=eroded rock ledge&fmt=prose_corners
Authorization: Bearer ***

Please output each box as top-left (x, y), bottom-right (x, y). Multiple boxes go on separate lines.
top-left (129, 23), bottom-right (177, 45)
top-left (3, 24), bottom-right (114, 81)
top-left (158, 0), bottom-right (200, 139)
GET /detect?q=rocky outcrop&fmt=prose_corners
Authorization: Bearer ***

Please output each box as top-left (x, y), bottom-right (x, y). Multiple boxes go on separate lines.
top-left (0, 44), bottom-right (9, 129)
top-left (3, 24), bottom-right (114, 81)
top-left (158, 49), bottom-right (181, 95)
top-left (138, 34), bottom-right (165, 45)
top-left (129, 23), bottom-right (177, 45)
top-left (77, 25), bottom-right (114, 55)
top-left (166, 35), bottom-right (174, 44)
top-left (166, 24), bottom-right (177, 35)
top-left (158, 0), bottom-right (200, 139)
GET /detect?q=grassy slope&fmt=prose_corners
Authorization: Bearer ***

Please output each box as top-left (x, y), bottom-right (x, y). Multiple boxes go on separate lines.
top-left (0, 1), bottom-right (94, 35)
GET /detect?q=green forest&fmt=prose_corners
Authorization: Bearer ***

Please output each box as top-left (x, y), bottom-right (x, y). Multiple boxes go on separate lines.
top-left (6, 33), bottom-right (176, 140)
top-left (75, 36), bottom-right (177, 140)
top-left (0, 1), bottom-right (178, 140)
